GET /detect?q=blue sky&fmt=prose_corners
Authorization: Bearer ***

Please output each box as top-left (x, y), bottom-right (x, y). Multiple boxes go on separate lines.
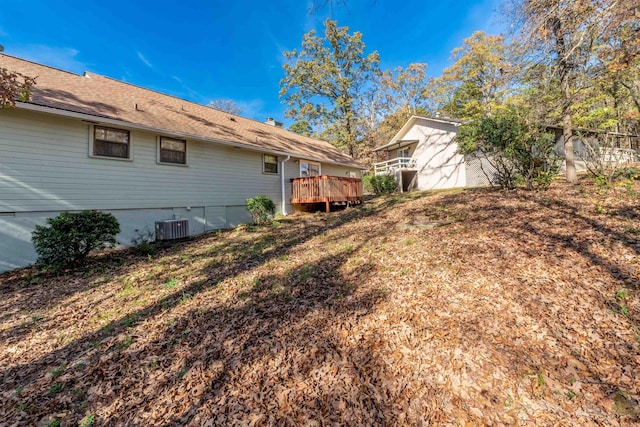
top-left (0, 0), bottom-right (503, 126)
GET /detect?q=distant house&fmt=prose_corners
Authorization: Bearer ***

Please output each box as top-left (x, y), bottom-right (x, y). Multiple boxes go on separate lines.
top-left (372, 116), bottom-right (485, 191)
top-left (373, 115), bottom-right (639, 192)
top-left (0, 54), bottom-right (362, 273)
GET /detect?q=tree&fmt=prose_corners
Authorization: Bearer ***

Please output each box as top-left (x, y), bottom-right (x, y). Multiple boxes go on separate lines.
top-left (1, 67), bottom-right (36, 108)
top-left (357, 63), bottom-right (430, 163)
top-left (280, 19), bottom-right (380, 159)
top-left (208, 99), bottom-right (241, 115)
top-left (374, 105), bottom-right (430, 149)
top-left (595, 0), bottom-right (640, 126)
top-left (510, 0), bottom-right (613, 183)
top-left (430, 31), bottom-right (511, 120)
top-left (289, 120), bottom-right (313, 136)
top-left (457, 106), bottom-right (559, 190)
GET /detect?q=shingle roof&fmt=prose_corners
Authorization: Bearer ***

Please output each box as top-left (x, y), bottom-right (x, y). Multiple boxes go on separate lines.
top-left (1, 54), bottom-right (362, 168)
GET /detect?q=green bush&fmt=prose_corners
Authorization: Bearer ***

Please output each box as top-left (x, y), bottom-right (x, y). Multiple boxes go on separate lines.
top-left (457, 106), bottom-right (559, 190)
top-left (32, 210), bottom-right (120, 268)
top-left (246, 196), bottom-right (276, 225)
top-left (363, 174), bottom-right (397, 195)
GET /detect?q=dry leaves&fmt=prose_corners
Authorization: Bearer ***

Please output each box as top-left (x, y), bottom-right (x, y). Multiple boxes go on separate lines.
top-left (1, 177), bottom-right (639, 426)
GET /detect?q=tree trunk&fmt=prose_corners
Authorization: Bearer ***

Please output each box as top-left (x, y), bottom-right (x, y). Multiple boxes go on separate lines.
top-left (561, 59), bottom-right (577, 183)
top-left (554, 16), bottom-right (578, 184)
top-left (562, 111), bottom-right (577, 183)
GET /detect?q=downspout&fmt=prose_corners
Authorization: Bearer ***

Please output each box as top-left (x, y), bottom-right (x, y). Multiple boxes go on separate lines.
top-left (280, 155), bottom-right (291, 216)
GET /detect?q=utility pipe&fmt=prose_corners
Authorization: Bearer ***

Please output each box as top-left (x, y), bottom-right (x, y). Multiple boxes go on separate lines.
top-left (280, 155), bottom-right (291, 216)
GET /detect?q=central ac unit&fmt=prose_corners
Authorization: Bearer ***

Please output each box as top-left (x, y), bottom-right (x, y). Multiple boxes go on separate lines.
top-left (155, 219), bottom-right (189, 241)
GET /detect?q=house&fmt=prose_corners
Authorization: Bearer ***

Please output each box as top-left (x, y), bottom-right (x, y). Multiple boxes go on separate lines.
top-left (373, 116), bottom-right (491, 191)
top-left (373, 115), bottom-right (639, 192)
top-left (0, 54), bottom-right (363, 273)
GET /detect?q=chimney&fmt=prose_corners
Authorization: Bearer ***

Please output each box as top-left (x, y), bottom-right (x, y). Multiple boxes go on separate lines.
top-left (265, 117), bottom-right (283, 128)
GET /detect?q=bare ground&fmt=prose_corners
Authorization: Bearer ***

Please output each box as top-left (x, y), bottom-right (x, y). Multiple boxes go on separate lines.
top-left (1, 177), bottom-right (639, 426)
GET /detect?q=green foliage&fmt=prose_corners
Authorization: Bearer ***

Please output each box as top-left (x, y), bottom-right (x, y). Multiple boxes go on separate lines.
top-left (164, 278), bottom-right (179, 289)
top-left (79, 414), bottom-right (95, 427)
top-left (48, 383), bottom-right (64, 395)
top-left (288, 120), bottom-right (313, 136)
top-left (280, 19), bottom-right (380, 158)
top-left (1, 67), bottom-right (36, 108)
top-left (246, 196), bottom-right (276, 225)
top-left (615, 289), bottom-right (630, 316)
top-left (50, 364), bottom-right (65, 380)
top-left (457, 106), bottom-right (559, 190)
top-left (32, 211), bottom-right (120, 269)
top-left (431, 31), bottom-right (510, 120)
top-left (363, 174), bottom-right (397, 195)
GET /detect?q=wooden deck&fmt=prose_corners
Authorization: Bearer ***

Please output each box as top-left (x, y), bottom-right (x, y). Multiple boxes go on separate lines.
top-left (291, 176), bottom-right (363, 212)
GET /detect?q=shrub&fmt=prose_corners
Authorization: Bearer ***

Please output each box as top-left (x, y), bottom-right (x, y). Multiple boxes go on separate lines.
top-left (457, 106), bottom-right (559, 190)
top-left (582, 134), bottom-right (639, 187)
top-left (363, 174), bottom-right (397, 195)
top-left (246, 196), bottom-right (276, 225)
top-left (32, 210), bottom-right (120, 268)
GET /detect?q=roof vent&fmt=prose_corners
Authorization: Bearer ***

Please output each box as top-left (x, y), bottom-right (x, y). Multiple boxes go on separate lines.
top-left (265, 117), bottom-right (283, 128)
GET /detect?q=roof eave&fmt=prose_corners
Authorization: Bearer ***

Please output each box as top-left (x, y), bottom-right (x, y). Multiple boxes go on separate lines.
top-left (15, 102), bottom-right (363, 169)
top-left (372, 115), bottom-right (464, 152)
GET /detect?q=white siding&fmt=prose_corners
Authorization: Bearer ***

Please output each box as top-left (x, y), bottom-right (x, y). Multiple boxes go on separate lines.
top-left (0, 108), bottom-right (361, 272)
top-left (403, 119), bottom-right (465, 190)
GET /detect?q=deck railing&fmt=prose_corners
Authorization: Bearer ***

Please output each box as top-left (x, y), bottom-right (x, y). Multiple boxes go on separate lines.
top-left (291, 175), bottom-right (363, 212)
top-left (373, 157), bottom-right (417, 175)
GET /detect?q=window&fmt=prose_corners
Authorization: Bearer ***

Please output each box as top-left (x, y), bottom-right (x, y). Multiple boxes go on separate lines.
top-left (398, 147), bottom-right (410, 158)
top-left (263, 154), bottom-right (278, 174)
top-left (300, 161), bottom-right (321, 177)
top-left (159, 137), bottom-right (187, 165)
top-left (347, 171), bottom-right (357, 178)
top-left (93, 126), bottom-right (130, 159)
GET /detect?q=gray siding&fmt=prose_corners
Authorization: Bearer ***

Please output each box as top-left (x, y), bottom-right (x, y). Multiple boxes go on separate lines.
top-left (0, 108), bottom-right (360, 272)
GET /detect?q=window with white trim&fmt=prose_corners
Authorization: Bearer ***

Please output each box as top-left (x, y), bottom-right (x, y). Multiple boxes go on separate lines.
top-left (398, 147), bottom-right (410, 158)
top-left (300, 161), bottom-right (321, 177)
top-left (93, 126), bottom-right (130, 159)
top-left (158, 137), bottom-right (187, 165)
top-left (263, 154), bottom-right (278, 174)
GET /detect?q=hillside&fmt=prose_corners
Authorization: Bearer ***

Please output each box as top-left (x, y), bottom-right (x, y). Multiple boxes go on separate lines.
top-left (1, 177), bottom-right (639, 426)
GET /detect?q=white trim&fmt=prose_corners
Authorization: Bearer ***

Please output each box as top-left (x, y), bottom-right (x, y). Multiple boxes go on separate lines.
top-left (373, 115), bottom-right (463, 152)
top-left (89, 124), bottom-right (134, 161)
top-left (280, 155), bottom-right (291, 215)
top-left (398, 147), bottom-right (410, 158)
top-left (299, 160), bottom-right (321, 177)
top-left (262, 153), bottom-right (279, 175)
top-left (16, 102), bottom-right (362, 169)
top-left (157, 136), bottom-right (189, 166)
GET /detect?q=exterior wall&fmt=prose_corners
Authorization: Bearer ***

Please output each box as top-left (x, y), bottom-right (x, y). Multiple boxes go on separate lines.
top-left (386, 142), bottom-right (418, 160)
top-left (405, 119), bottom-right (465, 190)
top-left (464, 156), bottom-right (499, 187)
top-left (0, 108), bottom-right (360, 272)
top-left (319, 162), bottom-right (361, 178)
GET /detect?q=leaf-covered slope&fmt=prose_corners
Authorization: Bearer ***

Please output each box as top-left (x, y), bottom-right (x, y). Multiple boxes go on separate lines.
top-left (1, 179), bottom-right (639, 425)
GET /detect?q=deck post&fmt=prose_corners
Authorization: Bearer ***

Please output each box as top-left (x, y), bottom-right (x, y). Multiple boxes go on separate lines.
top-left (325, 200), bottom-right (330, 213)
